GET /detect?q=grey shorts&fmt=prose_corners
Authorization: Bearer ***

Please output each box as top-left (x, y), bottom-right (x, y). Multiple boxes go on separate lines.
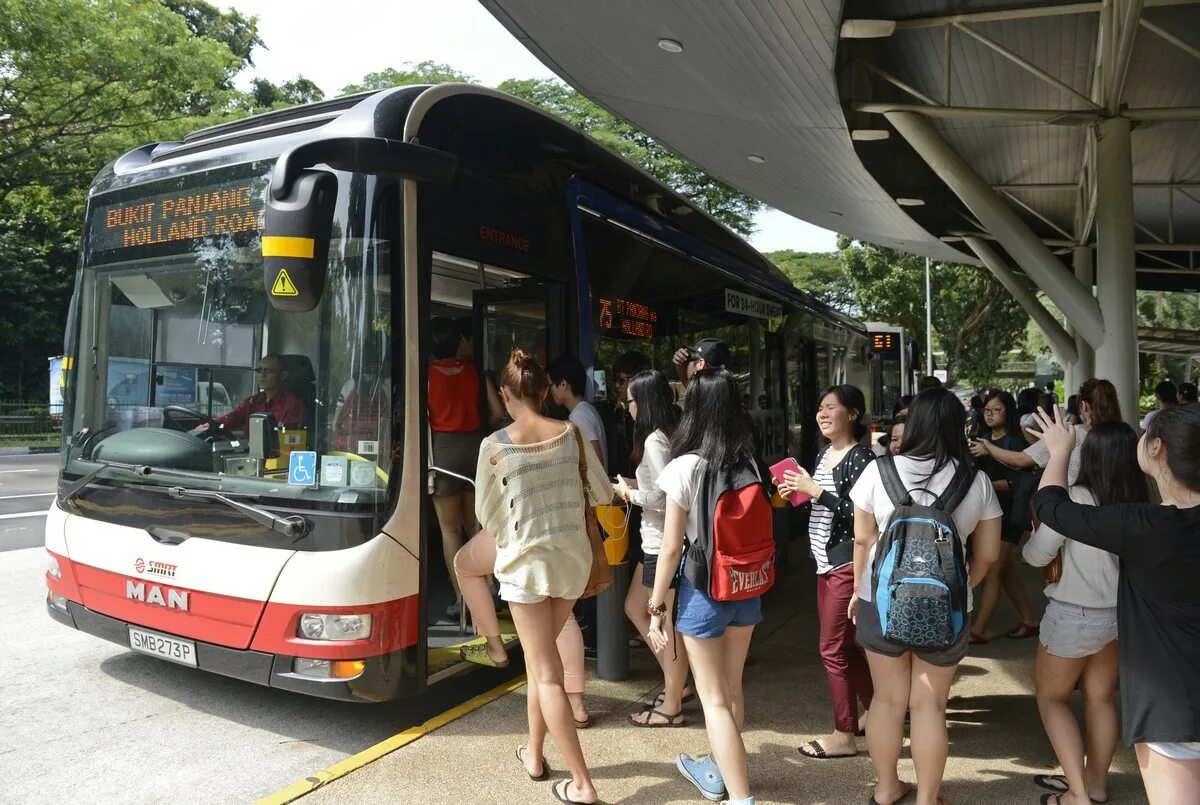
top-left (430, 430), bottom-right (481, 496)
top-left (855, 596), bottom-right (970, 667)
top-left (1040, 600), bottom-right (1117, 659)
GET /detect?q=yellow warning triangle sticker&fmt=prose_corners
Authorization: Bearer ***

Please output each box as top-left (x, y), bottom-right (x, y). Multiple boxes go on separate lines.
top-left (271, 270), bottom-right (299, 297)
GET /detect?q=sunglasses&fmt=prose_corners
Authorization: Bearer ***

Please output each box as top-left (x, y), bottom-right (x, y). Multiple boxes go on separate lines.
top-left (255, 366), bottom-right (279, 374)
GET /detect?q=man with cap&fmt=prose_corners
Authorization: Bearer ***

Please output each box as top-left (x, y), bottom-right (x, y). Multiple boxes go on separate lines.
top-left (672, 337), bottom-right (731, 385)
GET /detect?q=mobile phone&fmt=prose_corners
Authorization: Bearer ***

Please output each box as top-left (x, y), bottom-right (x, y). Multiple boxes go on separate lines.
top-left (768, 457), bottom-right (813, 507)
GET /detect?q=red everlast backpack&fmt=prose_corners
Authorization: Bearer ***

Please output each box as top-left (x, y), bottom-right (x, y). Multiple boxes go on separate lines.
top-left (681, 457), bottom-right (776, 601)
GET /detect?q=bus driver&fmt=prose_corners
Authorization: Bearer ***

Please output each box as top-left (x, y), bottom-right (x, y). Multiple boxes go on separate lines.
top-left (196, 353), bottom-right (307, 437)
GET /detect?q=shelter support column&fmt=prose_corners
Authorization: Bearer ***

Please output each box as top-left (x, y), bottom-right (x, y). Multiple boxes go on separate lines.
top-left (1069, 246), bottom-right (1096, 392)
top-left (885, 111), bottom-right (1105, 348)
top-left (1094, 117), bottom-right (1139, 426)
top-left (964, 237), bottom-right (1077, 366)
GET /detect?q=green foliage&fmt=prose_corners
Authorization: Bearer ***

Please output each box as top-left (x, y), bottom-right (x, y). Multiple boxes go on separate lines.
top-left (836, 237), bottom-right (1030, 388)
top-left (763, 250), bottom-right (855, 312)
top-left (245, 76), bottom-right (325, 110)
top-left (339, 61), bottom-right (475, 94)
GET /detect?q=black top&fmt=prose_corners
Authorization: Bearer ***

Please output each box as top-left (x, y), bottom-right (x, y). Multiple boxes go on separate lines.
top-left (1034, 484), bottom-right (1200, 746)
top-left (976, 431), bottom-right (1025, 539)
top-left (813, 444), bottom-right (876, 569)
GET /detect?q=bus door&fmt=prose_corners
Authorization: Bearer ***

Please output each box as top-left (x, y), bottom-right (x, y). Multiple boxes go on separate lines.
top-left (471, 284), bottom-right (567, 395)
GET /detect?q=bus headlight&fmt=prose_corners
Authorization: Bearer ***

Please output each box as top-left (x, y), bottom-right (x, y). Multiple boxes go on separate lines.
top-left (47, 554), bottom-right (61, 580)
top-left (293, 658), bottom-right (366, 679)
top-left (298, 613), bottom-right (372, 641)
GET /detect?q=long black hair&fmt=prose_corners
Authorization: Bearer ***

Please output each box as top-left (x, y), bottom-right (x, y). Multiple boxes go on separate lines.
top-left (627, 369), bottom-right (679, 465)
top-left (897, 387), bottom-right (972, 476)
top-left (819, 384), bottom-right (868, 442)
top-left (670, 368), bottom-right (755, 468)
top-left (1077, 421), bottom-right (1149, 505)
top-left (1145, 403), bottom-right (1200, 493)
top-left (983, 390), bottom-right (1017, 434)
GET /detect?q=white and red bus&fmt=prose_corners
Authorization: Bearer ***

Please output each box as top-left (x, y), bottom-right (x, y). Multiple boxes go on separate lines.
top-left (46, 85), bottom-right (868, 701)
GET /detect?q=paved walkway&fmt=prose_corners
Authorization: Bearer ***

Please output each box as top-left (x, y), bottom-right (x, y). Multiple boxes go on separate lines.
top-left (301, 565), bottom-right (1147, 805)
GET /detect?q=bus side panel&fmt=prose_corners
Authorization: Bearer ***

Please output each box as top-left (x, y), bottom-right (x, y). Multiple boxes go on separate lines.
top-left (61, 514), bottom-right (293, 649)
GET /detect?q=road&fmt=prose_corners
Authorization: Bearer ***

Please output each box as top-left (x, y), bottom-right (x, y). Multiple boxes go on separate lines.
top-left (0, 452), bottom-right (521, 803)
top-left (0, 452), bottom-right (59, 551)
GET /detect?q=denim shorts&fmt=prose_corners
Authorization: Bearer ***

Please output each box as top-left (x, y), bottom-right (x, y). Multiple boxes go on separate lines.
top-left (675, 574), bottom-right (762, 639)
top-left (1040, 600), bottom-right (1117, 659)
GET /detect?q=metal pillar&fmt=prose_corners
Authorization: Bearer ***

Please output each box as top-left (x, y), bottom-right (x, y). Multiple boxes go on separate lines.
top-left (885, 111), bottom-right (1106, 347)
top-left (1071, 246), bottom-right (1096, 390)
top-left (964, 237), bottom-right (1078, 365)
top-left (1094, 117), bottom-right (1140, 426)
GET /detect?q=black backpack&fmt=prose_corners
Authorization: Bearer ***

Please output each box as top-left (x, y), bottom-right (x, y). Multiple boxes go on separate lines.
top-left (870, 455), bottom-right (975, 650)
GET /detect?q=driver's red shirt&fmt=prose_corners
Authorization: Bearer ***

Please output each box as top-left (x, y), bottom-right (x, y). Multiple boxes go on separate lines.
top-left (217, 388), bottom-right (306, 435)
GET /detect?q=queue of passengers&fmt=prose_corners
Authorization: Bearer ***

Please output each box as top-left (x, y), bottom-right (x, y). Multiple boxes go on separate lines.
top-left (425, 328), bottom-right (1200, 805)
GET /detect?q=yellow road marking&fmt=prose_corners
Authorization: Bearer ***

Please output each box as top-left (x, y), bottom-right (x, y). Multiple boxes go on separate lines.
top-left (255, 675), bottom-right (526, 805)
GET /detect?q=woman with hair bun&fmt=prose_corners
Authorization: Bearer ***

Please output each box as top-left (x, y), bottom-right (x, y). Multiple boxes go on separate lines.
top-left (1032, 403), bottom-right (1200, 805)
top-left (778, 385), bottom-right (877, 760)
top-left (467, 348), bottom-right (610, 804)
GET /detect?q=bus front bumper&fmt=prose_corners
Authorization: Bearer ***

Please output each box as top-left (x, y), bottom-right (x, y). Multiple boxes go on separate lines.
top-left (47, 598), bottom-right (416, 702)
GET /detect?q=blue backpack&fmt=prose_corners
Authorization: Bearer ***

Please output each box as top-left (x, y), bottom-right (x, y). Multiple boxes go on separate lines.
top-left (871, 455), bottom-right (974, 650)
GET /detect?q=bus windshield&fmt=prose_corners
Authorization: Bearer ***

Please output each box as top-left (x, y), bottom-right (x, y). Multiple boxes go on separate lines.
top-left (63, 162), bottom-right (396, 513)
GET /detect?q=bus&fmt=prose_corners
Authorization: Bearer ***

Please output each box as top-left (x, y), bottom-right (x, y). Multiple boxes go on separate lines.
top-left (864, 322), bottom-right (920, 425)
top-left (45, 85), bottom-right (868, 701)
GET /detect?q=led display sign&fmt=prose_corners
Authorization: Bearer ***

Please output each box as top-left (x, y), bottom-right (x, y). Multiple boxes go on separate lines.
top-left (597, 297), bottom-right (659, 339)
top-left (86, 168), bottom-right (269, 265)
top-left (871, 333), bottom-right (897, 352)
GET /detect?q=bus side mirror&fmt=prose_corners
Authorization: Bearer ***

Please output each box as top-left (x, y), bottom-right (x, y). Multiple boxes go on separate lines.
top-left (262, 169), bottom-right (336, 313)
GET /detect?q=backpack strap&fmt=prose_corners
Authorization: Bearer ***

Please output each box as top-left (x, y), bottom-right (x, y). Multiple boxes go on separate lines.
top-left (876, 454), bottom-right (913, 507)
top-left (934, 460), bottom-right (975, 512)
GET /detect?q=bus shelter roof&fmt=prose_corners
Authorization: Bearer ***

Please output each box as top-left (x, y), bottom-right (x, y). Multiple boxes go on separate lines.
top-left (481, 0), bottom-right (1200, 291)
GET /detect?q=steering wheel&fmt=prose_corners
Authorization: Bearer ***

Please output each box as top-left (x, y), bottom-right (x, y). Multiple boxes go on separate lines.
top-left (161, 405), bottom-right (219, 435)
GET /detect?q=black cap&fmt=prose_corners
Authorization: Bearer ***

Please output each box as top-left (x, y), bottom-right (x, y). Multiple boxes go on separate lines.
top-left (692, 337), bottom-right (730, 368)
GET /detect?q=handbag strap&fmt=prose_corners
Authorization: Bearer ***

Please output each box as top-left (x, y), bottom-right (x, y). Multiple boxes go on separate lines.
top-left (570, 423), bottom-right (593, 503)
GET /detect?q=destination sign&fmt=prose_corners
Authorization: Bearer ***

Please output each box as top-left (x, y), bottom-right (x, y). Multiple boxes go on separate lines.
top-left (87, 169), bottom-right (269, 263)
top-left (597, 297), bottom-right (659, 339)
top-left (871, 333), bottom-right (897, 352)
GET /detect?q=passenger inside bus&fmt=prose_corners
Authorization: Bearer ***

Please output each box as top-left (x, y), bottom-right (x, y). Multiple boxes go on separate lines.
top-left (332, 347), bottom-right (390, 455)
top-left (195, 353), bottom-right (306, 437)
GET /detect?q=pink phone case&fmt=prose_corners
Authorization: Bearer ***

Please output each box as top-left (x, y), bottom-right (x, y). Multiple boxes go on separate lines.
top-left (769, 457), bottom-right (812, 507)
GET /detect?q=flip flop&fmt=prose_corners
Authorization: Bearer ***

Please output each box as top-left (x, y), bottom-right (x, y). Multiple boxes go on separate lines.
top-left (1033, 775), bottom-right (1107, 803)
top-left (552, 779), bottom-right (595, 804)
top-left (516, 745), bottom-right (548, 781)
top-left (970, 631), bottom-right (989, 645)
top-left (1008, 622), bottom-right (1040, 639)
top-left (629, 708), bottom-right (685, 727)
top-left (574, 716), bottom-right (591, 729)
top-left (460, 643), bottom-right (509, 668)
top-left (798, 739), bottom-right (857, 759)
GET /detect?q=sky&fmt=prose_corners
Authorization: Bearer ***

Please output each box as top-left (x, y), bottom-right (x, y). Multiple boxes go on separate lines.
top-left (224, 0), bottom-right (838, 254)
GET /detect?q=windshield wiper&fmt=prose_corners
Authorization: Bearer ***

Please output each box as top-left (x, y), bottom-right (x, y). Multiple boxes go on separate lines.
top-left (166, 486), bottom-right (310, 539)
top-left (60, 460), bottom-right (152, 506)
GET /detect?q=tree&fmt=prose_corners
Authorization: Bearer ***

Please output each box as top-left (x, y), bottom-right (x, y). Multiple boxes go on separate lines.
top-left (0, 0), bottom-right (260, 398)
top-left (247, 76), bottom-right (325, 110)
top-left (837, 237), bottom-right (1030, 388)
top-left (764, 250), bottom-right (855, 313)
top-left (339, 61), bottom-right (474, 94)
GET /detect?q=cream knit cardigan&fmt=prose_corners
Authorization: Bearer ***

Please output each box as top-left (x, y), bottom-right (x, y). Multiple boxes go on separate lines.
top-left (474, 424), bottom-right (612, 600)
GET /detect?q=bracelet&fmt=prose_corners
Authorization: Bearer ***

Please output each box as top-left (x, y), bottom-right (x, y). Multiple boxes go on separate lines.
top-left (646, 599), bottom-right (667, 618)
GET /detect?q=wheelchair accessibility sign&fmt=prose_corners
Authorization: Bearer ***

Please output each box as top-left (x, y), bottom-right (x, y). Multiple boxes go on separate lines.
top-left (288, 450), bottom-right (318, 487)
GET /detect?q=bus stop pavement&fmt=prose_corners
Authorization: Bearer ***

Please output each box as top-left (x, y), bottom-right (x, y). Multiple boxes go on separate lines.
top-left (297, 564), bottom-right (1148, 805)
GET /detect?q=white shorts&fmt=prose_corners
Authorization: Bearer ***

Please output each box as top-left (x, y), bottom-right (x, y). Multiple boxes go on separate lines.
top-left (499, 581), bottom-right (547, 605)
top-left (1147, 741), bottom-right (1200, 760)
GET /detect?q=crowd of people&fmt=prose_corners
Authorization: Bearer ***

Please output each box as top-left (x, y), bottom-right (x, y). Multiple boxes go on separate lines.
top-left (424, 324), bottom-right (1199, 805)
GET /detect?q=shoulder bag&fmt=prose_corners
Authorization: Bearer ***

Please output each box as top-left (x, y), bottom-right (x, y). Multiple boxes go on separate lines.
top-left (572, 424), bottom-right (613, 598)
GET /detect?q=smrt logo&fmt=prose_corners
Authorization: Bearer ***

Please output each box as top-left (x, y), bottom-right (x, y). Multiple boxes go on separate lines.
top-left (134, 557), bottom-right (177, 578)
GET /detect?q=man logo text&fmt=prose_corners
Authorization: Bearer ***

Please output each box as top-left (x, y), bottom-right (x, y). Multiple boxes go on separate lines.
top-left (126, 581), bottom-right (189, 611)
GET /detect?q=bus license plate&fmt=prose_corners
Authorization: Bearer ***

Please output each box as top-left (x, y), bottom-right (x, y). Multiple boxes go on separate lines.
top-left (128, 626), bottom-right (197, 668)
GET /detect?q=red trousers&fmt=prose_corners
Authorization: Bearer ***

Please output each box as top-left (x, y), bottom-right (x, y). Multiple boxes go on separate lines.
top-left (817, 564), bottom-right (874, 733)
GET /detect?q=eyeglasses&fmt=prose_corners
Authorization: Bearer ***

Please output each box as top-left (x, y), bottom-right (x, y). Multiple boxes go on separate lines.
top-left (255, 366), bottom-right (279, 375)
top-left (983, 408), bottom-right (1004, 415)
